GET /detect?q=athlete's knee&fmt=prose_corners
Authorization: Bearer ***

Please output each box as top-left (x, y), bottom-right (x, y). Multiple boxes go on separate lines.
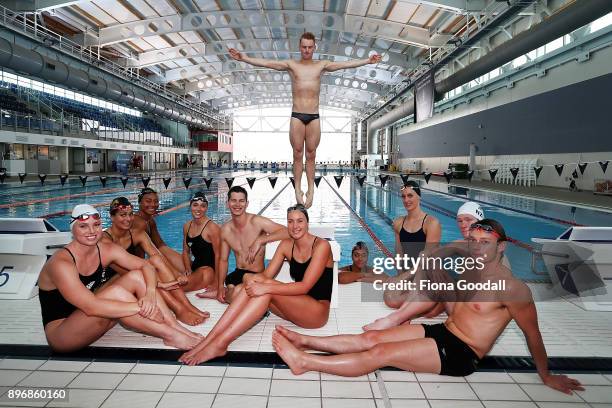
top-left (361, 330), bottom-right (384, 348)
top-left (367, 343), bottom-right (389, 362)
top-left (98, 283), bottom-right (132, 301)
top-left (305, 149), bottom-right (316, 162)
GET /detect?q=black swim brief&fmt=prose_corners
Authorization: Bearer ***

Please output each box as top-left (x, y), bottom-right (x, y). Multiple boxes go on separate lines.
top-left (225, 268), bottom-right (255, 286)
top-left (423, 323), bottom-right (481, 377)
top-left (291, 112), bottom-right (320, 125)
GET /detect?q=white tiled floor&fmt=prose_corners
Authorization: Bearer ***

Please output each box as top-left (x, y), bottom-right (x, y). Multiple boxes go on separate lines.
top-left (1, 359), bottom-right (608, 408)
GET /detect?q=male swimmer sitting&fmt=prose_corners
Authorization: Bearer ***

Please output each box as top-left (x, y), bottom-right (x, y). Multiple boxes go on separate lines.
top-left (272, 219), bottom-right (584, 395)
top-left (37, 204), bottom-right (201, 352)
top-left (180, 204), bottom-right (333, 365)
top-left (102, 197), bottom-right (209, 326)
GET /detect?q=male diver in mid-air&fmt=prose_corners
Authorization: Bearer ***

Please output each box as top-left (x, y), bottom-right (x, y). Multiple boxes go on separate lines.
top-left (229, 32), bottom-right (381, 208)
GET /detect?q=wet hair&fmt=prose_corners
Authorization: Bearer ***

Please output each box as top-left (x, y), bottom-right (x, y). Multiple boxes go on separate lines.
top-left (138, 187), bottom-right (157, 203)
top-left (352, 241), bottom-right (369, 255)
top-left (287, 204), bottom-right (309, 222)
top-left (401, 180), bottom-right (421, 197)
top-left (471, 218), bottom-right (507, 242)
top-left (109, 196), bottom-right (133, 215)
top-left (228, 185), bottom-right (248, 201)
top-left (300, 32), bottom-right (316, 44)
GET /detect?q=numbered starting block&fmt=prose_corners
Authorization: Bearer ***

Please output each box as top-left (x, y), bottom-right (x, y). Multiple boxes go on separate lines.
top-left (0, 218), bottom-right (71, 299)
top-left (265, 226), bottom-right (341, 308)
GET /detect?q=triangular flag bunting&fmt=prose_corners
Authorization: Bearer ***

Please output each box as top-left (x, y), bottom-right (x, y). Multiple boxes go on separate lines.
top-left (18, 173), bottom-right (26, 184)
top-left (400, 174), bottom-right (410, 184)
top-left (60, 174), bottom-right (68, 186)
top-left (314, 176), bottom-right (322, 188)
top-left (379, 175), bottom-right (389, 187)
top-left (554, 164), bottom-right (564, 177)
top-left (572, 169), bottom-right (578, 179)
top-left (79, 175), bottom-right (88, 187)
top-left (599, 160), bottom-right (609, 174)
top-left (510, 167), bottom-right (519, 181)
top-left (443, 171), bottom-right (452, 184)
top-left (289, 177), bottom-right (295, 188)
top-left (356, 175), bottom-right (366, 186)
top-left (141, 176), bottom-right (151, 188)
top-left (334, 175), bottom-right (343, 188)
top-left (204, 178), bottom-right (213, 189)
top-left (0, 171), bottom-right (5, 184)
top-left (424, 172), bottom-right (432, 184)
top-left (183, 177), bottom-right (192, 189)
top-left (467, 170), bottom-right (474, 182)
top-left (38, 174), bottom-right (47, 185)
top-left (225, 177), bottom-right (234, 188)
top-left (163, 177), bottom-right (172, 189)
top-left (533, 166), bottom-right (543, 180)
top-left (578, 162), bottom-right (588, 175)
top-left (99, 176), bottom-right (108, 187)
top-left (246, 177), bottom-right (256, 189)
top-left (120, 176), bottom-right (129, 188)
top-left (488, 169), bottom-right (498, 182)
top-left (268, 176), bottom-right (278, 188)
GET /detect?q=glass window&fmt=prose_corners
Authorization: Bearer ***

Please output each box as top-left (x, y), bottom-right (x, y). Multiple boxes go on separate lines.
top-left (37, 145), bottom-right (49, 159)
top-left (49, 146), bottom-right (59, 160)
top-left (512, 55), bottom-right (527, 68)
top-left (589, 12), bottom-right (612, 33)
top-left (545, 37), bottom-right (563, 53)
top-left (25, 144), bottom-right (37, 159)
top-left (6, 143), bottom-right (23, 159)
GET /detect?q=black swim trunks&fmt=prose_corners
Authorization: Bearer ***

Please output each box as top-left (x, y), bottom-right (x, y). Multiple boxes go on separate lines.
top-left (225, 268), bottom-right (255, 286)
top-left (423, 323), bottom-right (481, 376)
top-left (291, 112), bottom-right (320, 125)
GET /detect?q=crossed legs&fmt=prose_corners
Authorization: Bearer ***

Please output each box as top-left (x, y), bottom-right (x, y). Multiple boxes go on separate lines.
top-left (289, 117), bottom-right (321, 208)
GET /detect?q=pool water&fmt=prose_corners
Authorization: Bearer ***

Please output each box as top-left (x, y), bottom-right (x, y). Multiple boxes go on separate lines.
top-left (2, 169), bottom-right (611, 281)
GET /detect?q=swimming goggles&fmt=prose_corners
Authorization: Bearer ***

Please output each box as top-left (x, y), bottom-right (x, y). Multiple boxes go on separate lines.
top-left (70, 213), bottom-right (101, 223)
top-left (469, 223), bottom-right (500, 239)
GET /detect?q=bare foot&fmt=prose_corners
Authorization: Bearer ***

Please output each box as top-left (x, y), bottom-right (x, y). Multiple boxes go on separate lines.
top-left (171, 320), bottom-right (204, 340)
top-left (362, 316), bottom-right (396, 331)
top-left (179, 341), bottom-right (227, 366)
top-left (295, 188), bottom-right (305, 205)
top-left (187, 303), bottom-right (210, 319)
top-left (195, 288), bottom-right (218, 299)
top-left (272, 330), bottom-right (308, 375)
top-left (275, 325), bottom-right (307, 350)
top-left (304, 189), bottom-right (314, 209)
top-left (175, 309), bottom-right (206, 326)
top-left (164, 330), bottom-right (202, 350)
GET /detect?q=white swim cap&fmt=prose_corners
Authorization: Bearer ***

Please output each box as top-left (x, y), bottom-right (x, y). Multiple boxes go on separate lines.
top-left (457, 201), bottom-right (484, 221)
top-left (70, 204), bottom-right (100, 227)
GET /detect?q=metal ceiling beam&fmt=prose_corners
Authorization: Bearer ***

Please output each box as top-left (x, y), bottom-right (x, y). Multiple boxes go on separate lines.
top-left (0, 0), bottom-right (83, 12)
top-left (90, 10), bottom-right (452, 48)
top-left (122, 38), bottom-right (410, 68)
top-left (214, 95), bottom-right (366, 110)
top-left (397, 0), bottom-right (487, 14)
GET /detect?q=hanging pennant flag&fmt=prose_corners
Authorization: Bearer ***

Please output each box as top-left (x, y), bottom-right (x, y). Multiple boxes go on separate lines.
top-left (400, 174), bottom-right (410, 185)
top-left (141, 176), bottom-right (151, 188)
top-left (356, 175), bottom-right (366, 186)
top-left (334, 175), bottom-right (344, 188)
top-left (488, 169), bottom-right (498, 182)
top-left (533, 166), bottom-right (543, 180)
top-left (225, 177), bottom-right (234, 188)
top-left (38, 174), bottom-right (47, 185)
top-left (571, 169), bottom-right (578, 179)
top-left (99, 176), bottom-right (108, 187)
top-left (79, 175), bottom-right (88, 187)
top-left (120, 176), bottom-right (129, 188)
top-left (268, 176), bottom-right (278, 188)
top-left (578, 162), bottom-right (588, 175)
top-left (60, 174), bottom-right (68, 186)
top-left (314, 176), bottom-right (322, 188)
top-left (599, 160), bottom-right (609, 174)
top-left (18, 173), bottom-right (26, 184)
top-left (204, 178), bottom-right (213, 189)
top-left (467, 170), bottom-right (474, 182)
top-left (289, 177), bottom-right (295, 188)
top-left (0, 171), bottom-right (5, 184)
top-left (443, 171), bottom-right (452, 184)
top-left (554, 164), bottom-right (564, 177)
top-left (162, 177), bottom-right (172, 189)
top-left (246, 177), bottom-right (256, 189)
top-left (510, 167), bottom-right (519, 181)
top-left (424, 172), bottom-right (432, 184)
top-left (379, 175), bottom-right (389, 187)
top-left (183, 177), bottom-right (192, 189)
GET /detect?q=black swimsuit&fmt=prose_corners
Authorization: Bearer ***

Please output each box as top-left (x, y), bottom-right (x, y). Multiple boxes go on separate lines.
top-left (423, 323), bottom-right (481, 376)
top-left (291, 112), bottom-right (320, 125)
top-left (39, 245), bottom-right (111, 327)
top-left (399, 215), bottom-right (428, 258)
top-left (186, 220), bottom-right (215, 271)
top-left (289, 237), bottom-right (333, 301)
top-left (104, 230), bottom-right (137, 276)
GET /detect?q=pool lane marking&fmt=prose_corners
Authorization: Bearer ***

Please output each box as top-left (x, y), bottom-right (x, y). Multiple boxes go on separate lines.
top-left (383, 174), bottom-right (583, 227)
top-left (258, 181), bottom-right (291, 216)
top-left (323, 177), bottom-right (394, 258)
top-left (364, 181), bottom-right (537, 253)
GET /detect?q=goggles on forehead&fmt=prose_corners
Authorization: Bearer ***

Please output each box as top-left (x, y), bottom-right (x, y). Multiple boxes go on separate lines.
top-left (138, 188), bottom-right (157, 202)
top-left (190, 196), bottom-right (208, 204)
top-left (469, 223), bottom-right (501, 239)
top-left (70, 212), bottom-right (101, 224)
